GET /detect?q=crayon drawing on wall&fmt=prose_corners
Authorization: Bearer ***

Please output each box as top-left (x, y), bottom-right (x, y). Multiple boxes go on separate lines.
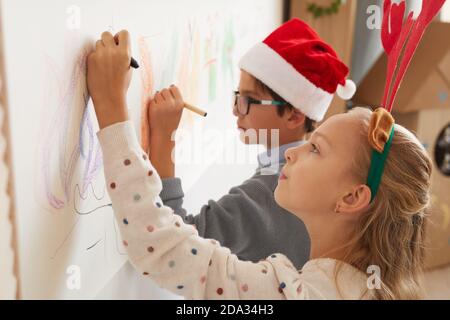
top-left (1, 0), bottom-right (283, 298)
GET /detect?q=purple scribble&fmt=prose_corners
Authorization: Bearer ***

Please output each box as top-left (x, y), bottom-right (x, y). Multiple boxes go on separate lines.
top-left (40, 46), bottom-right (103, 210)
top-left (79, 105), bottom-right (103, 195)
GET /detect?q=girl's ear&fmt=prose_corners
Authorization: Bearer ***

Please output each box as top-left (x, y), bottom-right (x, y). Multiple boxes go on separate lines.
top-left (335, 184), bottom-right (371, 217)
top-left (286, 109), bottom-right (306, 130)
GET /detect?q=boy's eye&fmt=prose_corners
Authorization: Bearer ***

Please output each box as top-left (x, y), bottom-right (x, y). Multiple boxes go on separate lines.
top-left (310, 143), bottom-right (319, 154)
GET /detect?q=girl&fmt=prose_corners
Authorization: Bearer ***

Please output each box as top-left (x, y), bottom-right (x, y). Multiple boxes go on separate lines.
top-left (87, 30), bottom-right (432, 300)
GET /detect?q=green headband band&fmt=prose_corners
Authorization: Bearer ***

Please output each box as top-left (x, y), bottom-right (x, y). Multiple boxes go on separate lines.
top-left (366, 127), bottom-right (395, 202)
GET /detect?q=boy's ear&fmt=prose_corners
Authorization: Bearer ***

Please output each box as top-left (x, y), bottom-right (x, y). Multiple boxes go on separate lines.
top-left (335, 184), bottom-right (371, 218)
top-left (285, 109), bottom-right (306, 130)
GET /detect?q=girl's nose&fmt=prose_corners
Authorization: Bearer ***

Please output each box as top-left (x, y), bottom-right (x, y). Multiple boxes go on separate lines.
top-left (285, 145), bottom-right (303, 163)
top-left (285, 147), bottom-right (296, 163)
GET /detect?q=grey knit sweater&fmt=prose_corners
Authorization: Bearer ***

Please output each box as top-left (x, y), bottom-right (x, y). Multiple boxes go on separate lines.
top-left (159, 141), bottom-right (311, 269)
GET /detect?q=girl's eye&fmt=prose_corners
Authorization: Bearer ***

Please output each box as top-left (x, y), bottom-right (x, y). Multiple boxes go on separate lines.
top-left (310, 143), bottom-right (319, 154)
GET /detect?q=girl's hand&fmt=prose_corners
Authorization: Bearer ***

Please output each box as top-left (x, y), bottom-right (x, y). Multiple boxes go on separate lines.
top-left (87, 30), bottom-right (132, 129)
top-left (148, 85), bottom-right (184, 138)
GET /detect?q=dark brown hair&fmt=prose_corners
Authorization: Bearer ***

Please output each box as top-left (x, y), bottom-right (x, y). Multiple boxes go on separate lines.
top-left (254, 78), bottom-right (316, 133)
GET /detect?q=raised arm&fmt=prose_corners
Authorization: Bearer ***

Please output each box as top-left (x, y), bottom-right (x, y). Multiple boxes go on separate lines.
top-left (98, 121), bottom-right (301, 299)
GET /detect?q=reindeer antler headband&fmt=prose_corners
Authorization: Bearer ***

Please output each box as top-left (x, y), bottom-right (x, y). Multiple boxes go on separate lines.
top-left (367, 0), bottom-right (445, 202)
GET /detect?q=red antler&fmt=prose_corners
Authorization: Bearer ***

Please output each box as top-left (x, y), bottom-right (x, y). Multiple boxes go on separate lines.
top-left (381, 0), bottom-right (446, 112)
top-left (381, 0), bottom-right (406, 54)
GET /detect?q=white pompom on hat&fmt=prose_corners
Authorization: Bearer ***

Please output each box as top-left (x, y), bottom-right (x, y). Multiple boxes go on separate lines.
top-left (336, 79), bottom-right (357, 101)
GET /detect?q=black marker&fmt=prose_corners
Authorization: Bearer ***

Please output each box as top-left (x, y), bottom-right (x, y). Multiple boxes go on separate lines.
top-left (130, 57), bottom-right (139, 69)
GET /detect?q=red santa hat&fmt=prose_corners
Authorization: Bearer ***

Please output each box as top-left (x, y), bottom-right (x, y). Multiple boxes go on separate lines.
top-left (239, 18), bottom-right (355, 122)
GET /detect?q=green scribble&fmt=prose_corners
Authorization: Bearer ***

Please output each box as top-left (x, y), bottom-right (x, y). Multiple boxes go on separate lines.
top-left (221, 17), bottom-right (236, 84)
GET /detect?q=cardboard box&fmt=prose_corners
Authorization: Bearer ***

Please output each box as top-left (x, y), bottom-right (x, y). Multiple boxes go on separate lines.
top-left (353, 22), bottom-right (450, 113)
top-left (353, 22), bottom-right (450, 270)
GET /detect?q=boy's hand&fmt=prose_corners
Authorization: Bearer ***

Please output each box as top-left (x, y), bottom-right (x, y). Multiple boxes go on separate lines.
top-left (87, 30), bottom-right (132, 129)
top-left (147, 85), bottom-right (184, 178)
top-left (148, 85), bottom-right (184, 138)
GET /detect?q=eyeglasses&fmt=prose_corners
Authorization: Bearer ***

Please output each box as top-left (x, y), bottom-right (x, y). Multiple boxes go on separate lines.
top-left (233, 91), bottom-right (288, 116)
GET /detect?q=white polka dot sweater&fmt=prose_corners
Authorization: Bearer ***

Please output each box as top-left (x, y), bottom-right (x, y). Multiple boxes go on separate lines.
top-left (97, 121), bottom-right (372, 300)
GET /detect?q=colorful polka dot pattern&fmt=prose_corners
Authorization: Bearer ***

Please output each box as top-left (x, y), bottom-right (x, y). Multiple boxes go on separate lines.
top-left (114, 155), bottom-right (297, 299)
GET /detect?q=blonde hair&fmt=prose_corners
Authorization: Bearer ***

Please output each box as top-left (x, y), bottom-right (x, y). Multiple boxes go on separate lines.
top-left (341, 107), bottom-right (432, 300)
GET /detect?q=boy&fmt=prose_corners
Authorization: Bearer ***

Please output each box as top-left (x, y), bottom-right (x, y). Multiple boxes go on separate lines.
top-left (146, 18), bottom-right (355, 269)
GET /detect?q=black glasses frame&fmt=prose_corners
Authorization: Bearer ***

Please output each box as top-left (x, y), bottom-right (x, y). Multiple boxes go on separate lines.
top-left (233, 91), bottom-right (288, 116)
